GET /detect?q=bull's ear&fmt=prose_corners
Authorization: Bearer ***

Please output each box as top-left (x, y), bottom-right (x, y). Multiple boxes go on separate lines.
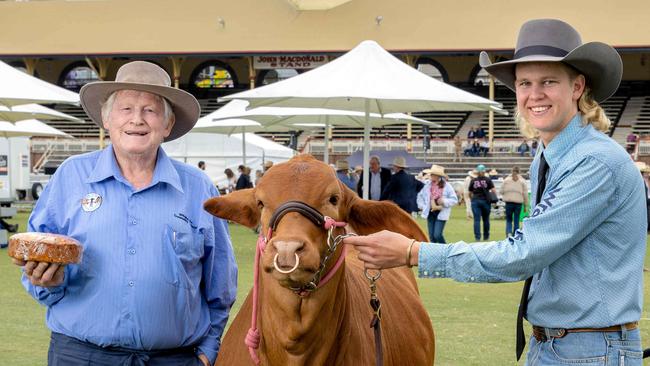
top-left (345, 195), bottom-right (428, 242)
top-left (203, 188), bottom-right (260, 228)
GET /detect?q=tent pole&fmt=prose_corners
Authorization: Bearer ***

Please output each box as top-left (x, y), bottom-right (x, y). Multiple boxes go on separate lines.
top-left (324, 116), bottom-right (330, 164)
top-left (242, 127), bottom-right (247, 166)
top-left (362, 100), bottom-right (370, 200)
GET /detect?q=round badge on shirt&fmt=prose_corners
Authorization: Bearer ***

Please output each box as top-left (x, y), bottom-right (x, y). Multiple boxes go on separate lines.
top-left (81, 193), bottom-right (102, 212)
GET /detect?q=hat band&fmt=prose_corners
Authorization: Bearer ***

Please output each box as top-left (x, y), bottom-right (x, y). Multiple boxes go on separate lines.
top-left (514, 45), bottom-right (569, 59)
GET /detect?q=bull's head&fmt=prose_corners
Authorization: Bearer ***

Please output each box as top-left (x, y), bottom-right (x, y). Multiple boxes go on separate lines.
top-left (204, 154), bottom-right (426, 293)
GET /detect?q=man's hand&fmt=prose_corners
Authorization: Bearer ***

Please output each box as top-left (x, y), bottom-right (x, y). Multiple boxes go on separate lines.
top-left (12, 259), bottom-right (65, 287)
top-left (198, 354), bottom-right (210, 366)
top-left (343, 230), bottom-right (413, 270)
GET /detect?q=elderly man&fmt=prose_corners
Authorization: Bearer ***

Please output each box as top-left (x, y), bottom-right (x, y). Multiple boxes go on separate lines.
top-left (12, 61), bottom-right (237, 366)
top-left (356, 155), bottom-right (391, 200)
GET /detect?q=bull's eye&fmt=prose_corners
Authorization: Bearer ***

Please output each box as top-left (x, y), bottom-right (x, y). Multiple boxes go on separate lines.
top-left (329, 195), bottom-right (339, 205)
top-left (257, 200), bottom-right (264, 209)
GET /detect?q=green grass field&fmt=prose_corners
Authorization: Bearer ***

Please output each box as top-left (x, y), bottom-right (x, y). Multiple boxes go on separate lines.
top-left (1, 207), bottom-right (650, 365)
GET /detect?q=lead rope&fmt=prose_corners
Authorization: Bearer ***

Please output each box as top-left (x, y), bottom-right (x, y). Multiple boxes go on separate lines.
top-left (365, 269), bottom-right (383, 366)
top-left (245, 217), bottom-right (348, 365)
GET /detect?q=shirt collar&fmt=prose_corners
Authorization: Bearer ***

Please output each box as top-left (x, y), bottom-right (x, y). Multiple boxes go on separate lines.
top-left (86, 145), bottom-right (184, 193)
top-left (540, 113), bottom-right (588, 168)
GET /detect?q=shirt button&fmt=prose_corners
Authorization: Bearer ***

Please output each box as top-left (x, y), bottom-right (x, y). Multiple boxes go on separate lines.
top-left (128, 281), bottom-right (134, 287)
top-left (128, 249), bottom-right (136, 255)
top-left (131, 219), bottom-right (137, 225)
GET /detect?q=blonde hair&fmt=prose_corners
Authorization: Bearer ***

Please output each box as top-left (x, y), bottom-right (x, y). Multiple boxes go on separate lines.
top-left (515, 64), bottom-right (611, 138)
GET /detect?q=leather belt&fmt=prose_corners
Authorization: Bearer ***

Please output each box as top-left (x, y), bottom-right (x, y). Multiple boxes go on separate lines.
top-left (532, 322), bottom-right (638, 342)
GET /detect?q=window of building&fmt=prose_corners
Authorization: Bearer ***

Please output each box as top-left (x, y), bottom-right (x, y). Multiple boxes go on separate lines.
top-left (258, 68), bottom-right (299, 86)
top-left (193, 63), bottom-right (235, 88)
top-left (61, 65), bottom-right (99, 90)
top-left (415, 58), bottom-right (448, 82)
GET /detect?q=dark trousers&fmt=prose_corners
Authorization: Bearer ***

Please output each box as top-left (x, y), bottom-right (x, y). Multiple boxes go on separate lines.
top-left (48, 332), bottom-right (201, 366)
top-left (426, 210), bottom-right (447, 244)
top-left (471, 199), bottom-right (491, 240)
top-left (504, 202), bottom-right (523, 237)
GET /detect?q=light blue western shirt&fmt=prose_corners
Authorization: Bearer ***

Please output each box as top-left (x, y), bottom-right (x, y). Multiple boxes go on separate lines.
top-left (419, 114), bottom-right (646, 328)
top-left (23, 145), bottom-right (238, 364)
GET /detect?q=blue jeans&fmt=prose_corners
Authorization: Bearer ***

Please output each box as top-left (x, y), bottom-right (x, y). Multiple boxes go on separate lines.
top-left (505, 202), bottom-right (523, 237)
top-left (471, 199), bottom-right (491, 240)
top-left (426, 210), bottom-right (447, 243)
top-left (525, 328), bottom-right (643, 365)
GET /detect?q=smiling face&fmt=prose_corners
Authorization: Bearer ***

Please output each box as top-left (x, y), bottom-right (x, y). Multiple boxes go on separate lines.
top-left (103, 90), bottom-right (175, 160)
top-left (515, 62), bottom-right (585, 146)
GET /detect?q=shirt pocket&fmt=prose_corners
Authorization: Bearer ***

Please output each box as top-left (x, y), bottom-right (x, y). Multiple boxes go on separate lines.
top-left (162, 223), bottom-right (204, 289)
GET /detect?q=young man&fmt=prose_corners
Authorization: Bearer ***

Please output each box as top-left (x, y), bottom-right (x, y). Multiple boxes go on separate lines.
top-left (345, 19), bottom-right (646, 364)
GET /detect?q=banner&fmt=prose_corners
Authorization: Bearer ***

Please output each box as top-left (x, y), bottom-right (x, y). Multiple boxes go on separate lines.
top-left (253, 55), bottom-right (327, 69)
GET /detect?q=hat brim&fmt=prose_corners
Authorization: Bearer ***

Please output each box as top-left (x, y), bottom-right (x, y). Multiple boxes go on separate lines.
top-left (423, 169), bottom-right (448, 178)
top-left (480, 41), bottom-right (622, 103)
top-left (80, 81), bottom-right (200, 142)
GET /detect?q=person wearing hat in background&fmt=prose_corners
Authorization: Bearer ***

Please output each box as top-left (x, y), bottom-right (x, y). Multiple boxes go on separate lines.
top-left (380, 156), bottom-right (424, 214)
top-left (417, 165), bottom-right (458, 243)
top-left (356, 155), bottom-right (391, 200)
top-left (500, 166), bottom-right (529, 237)
top-left (263, 160), bottom-right (274, 173)
top-left (468, 164), bottom-right (497, 240)
top-left (335, 159), bottom-right (356, 190)
top-left (343, 19), bottom-right (646, 364)
top-left (11, 61), bottom-right (237, 366)
top-left (488, 168), bottom-right (500, 180)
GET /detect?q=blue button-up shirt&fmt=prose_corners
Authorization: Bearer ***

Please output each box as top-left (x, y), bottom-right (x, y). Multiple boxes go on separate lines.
top-left (418, 114), bottom-right (646, 328)
top-left (23, 145), bottom-right (238, 364)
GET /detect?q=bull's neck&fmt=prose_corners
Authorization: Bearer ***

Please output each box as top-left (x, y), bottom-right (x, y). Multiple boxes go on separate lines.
top-left (259, 266), bottom-right (349, 365)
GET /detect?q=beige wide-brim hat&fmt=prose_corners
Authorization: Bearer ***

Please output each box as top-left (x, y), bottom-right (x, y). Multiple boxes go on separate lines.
top-left (263, 160), bottom-right (274, 169)
top-left (335, 160), bottom-right (350, 171)
top-left (467, 170), bottom-right (478, 178)
top-left (635, 161), bottom-right (650, 173)
top-left (390, 156), bottom-right (408, 168)
top-left (423, 164), bottom-right (448, 179)
top-left (489, 169), bottom-right (498, 175)
top-left (479, 18), bottom-right (622, 103)
top-left (80, 61), bottom-right (201, 142)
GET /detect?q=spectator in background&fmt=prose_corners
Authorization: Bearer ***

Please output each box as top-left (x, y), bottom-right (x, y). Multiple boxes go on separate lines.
top-left (627, 132), bottom-right (638, 154)
top-left (235, 164), bottom-right (252, 190)
top-left (517, 139), bottom-right (530, 156)
top-left (463, 169), bottom-right (477, 219)
top-left (335, 160), bottom-right (356, 190)
top-left (224, 168), bottom-right (236, 193)
top-left (476, 124), bottom-right (486, 139)
top-left (198, 160), bottom-right (206, 171)
top-left (468, 164), bottom-right (496, 241)
top-left (530, 139), bottom-right (539, 156)
top-left (381, 156), bottom-right (424, 214)
top-left (254, 169), bottom-right (263, 187)
top-left (417, 164), bottom-right (458, 243)
top-left (500, 166), bottom-right (529, 237)
top-left (453, 135), bottom-right (463, 162)
top-left (489, 168), bottom-right (500, 180)
top-left (263, 160), bottom-right (274, 173)
top-left (467, 126), bottom-right (477, 139)
top-left (470, 138), bottom-right (481, 157)
top-left (352, 165), bottom-right (363, 187)
top-left (480, 138), bottom-right (490, 157)
top-left (357, 155), bottom-right (391, 200)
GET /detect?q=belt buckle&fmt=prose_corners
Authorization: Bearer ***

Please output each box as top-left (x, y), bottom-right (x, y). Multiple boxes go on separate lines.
top-left (545, 328), bottom-right (567, 339)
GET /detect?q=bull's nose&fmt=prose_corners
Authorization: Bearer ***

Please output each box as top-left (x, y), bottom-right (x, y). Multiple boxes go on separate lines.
top-left (272, 239), bottom-right (303, 270)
